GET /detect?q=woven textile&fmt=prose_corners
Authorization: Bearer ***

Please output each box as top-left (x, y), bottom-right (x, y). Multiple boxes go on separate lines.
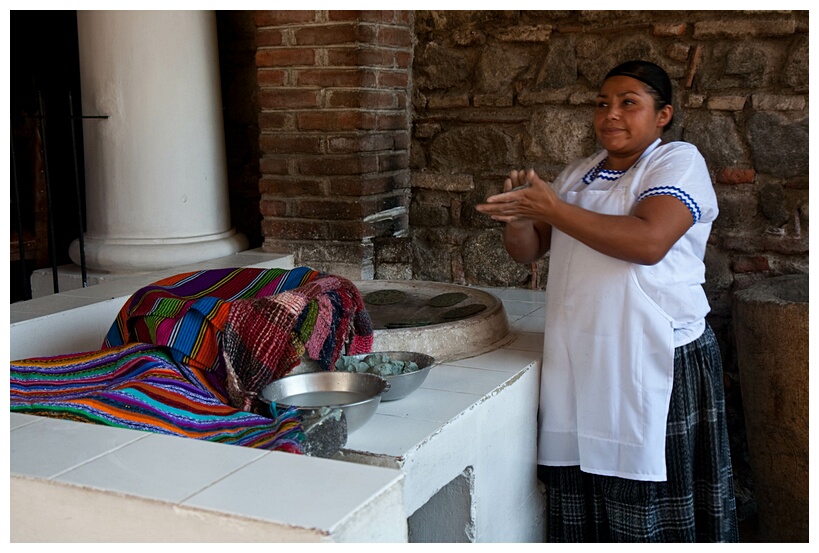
top-left (103, 267), bottom-right (321, 377)
top-left (221, 274), bottom-right (374, 411)
top-left (102, 267), bottom-right (374, 411)
top-left (10, 342), bottom-right (305, 453)
top-left (541, 325), bottom-right (739, 542)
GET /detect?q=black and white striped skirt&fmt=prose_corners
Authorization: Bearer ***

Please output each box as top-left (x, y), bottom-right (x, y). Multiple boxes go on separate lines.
top-left (540, 324), bottom-right (739, 542)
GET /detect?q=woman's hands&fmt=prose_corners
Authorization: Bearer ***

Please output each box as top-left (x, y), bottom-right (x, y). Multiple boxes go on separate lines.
top-left (475, 169), bottom-right (555, 264)
top-left (475, 168), bottom-right (558, 224)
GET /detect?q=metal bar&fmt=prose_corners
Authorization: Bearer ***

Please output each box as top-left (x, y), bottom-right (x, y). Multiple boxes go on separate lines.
top-left (11, 122), bottom-right (32, 300)
top-left (68, 91), bottom-right (88, 287)
top-left (37, 91), bottom-right (59, 294)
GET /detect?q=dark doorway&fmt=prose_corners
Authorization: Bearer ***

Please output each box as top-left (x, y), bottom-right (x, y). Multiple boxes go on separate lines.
top-left (10, 10), bottom-right (85, 302)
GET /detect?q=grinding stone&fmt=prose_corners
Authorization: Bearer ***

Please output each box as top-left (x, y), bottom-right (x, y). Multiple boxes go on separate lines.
top-left (428, 292), bottom-right (468, 308)
top-left (364, 289), bottom-right (407, 306)
top-left (442, 303), bottom-right (487, 320)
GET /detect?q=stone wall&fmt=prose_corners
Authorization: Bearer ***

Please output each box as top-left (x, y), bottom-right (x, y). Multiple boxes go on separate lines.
top-left (407, 10), bottom-right (808, 521)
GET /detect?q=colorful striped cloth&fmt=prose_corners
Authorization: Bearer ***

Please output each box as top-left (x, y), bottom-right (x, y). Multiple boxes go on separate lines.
top-left (104, 267), bottom-right (321, 375)
top-left (102, 266), bottom-right (374, 410)
top-left (10, 342), bottom-right (305, 453)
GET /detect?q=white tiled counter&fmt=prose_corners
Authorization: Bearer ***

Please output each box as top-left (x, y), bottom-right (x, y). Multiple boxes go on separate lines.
top-left (9, 253), bottom-right (548, 542)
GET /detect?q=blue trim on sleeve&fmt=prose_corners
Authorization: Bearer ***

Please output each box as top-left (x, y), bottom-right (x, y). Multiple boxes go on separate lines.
top-left (637, 186), bottom-right (702, 224)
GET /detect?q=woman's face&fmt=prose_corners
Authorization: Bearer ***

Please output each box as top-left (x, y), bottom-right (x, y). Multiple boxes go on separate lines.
top-left (593, 75), bottom-right (672, 161)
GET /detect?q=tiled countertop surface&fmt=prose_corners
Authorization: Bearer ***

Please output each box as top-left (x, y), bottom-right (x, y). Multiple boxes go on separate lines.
top-left (9, 258), bottom-right (548, 541)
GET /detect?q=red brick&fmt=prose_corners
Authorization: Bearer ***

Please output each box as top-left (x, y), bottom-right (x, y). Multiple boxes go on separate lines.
top-left (259, 177), bottom-right (323, 196)
top-left (297, 111), bottom-right (378, 131)
top-left (327, 11), bottom-right (361, 22)
top-left (258, 157), bottom-right (290, 175)
top-left (377, 69), bottom-right (409, 89)
top-left (256, 69), bottom-right (286, 87)
top-left (259, 198), bottom-right (288, 217)
top-left (255, 28), bottom-right (283, 47)
top-left (327, 89), bottom-right (396, 109)
top-left (377, 112), bottom-right (408, 130)
top-left (259, 134), bottom-right (323, 155)
top-left (325, 220), bottom-right (373, 240)
top-left (716, 168), bottom-right (756, 185)
top-left (295, 24), bottom-right (376, 46)
top-left (327, 47), bottom-right (394, 67)
top-left (257, 111), bottom-right (290, 131)
top-left (258, 89), bottom-right (320, 109)
top-left (328, 133), bottom-right (394, 153)
top-left (392, 131), bottom-right (410, 149)
top-left (256, 48), bottom-right (315, 68)
top-left (255, 11), bottom-right (315, 27)
top-left (731, 256), bottom-right (770, 273)
top-left (296, 68), bottom-right (377, 88)
top-left (394, 51), bottom-right (412, 69)
top-left (298, 154), bottom-right (379, 176)
top-left (329, 175), bottom-right (394, 196)
top-left (378, 26), bottom-right (413, 48)
top-left (262, 218), bottom-right (324, 241)
top-left (295, 198), bottom-right (369, 220)
top-left (379, 151), bottom-right (409, 172)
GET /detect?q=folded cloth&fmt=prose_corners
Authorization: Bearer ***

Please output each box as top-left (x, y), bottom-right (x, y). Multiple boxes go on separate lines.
top-left (221, 274), bottom-right (374, 411)
top-left (10, 342), bottom-right (305, 453)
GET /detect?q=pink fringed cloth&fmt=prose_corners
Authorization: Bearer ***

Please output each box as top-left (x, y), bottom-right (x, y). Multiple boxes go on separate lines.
top-left (221, 274), bottom-right (374, 411)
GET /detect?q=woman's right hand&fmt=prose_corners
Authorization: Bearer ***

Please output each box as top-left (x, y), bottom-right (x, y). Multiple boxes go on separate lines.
top-left (475, 169), bottom-right (555, 263)
top-left (476, 168), bottom-right (558, 225)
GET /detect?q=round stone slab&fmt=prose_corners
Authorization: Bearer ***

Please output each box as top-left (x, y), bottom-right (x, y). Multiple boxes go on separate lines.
top-left (364, 289), bottom-right (407, 306)
top-left (442, 303), bottom-right (487, 320)
top-left (428, 292), bottom-right (468, 308)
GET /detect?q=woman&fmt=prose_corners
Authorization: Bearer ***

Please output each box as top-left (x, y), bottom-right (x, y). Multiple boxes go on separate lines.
top-left (476, 60), bottom-right (738, 542)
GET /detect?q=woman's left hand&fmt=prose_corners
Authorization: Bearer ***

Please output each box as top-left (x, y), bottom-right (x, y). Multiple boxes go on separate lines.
top-left (475, 168), bottom-right (558, 224)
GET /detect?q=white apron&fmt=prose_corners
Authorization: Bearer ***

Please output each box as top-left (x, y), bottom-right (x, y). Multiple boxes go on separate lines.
top-left (537, 144), bottom-right (676, 482)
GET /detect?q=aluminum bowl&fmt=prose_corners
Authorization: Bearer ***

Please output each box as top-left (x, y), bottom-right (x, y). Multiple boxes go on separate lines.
top-left (337, 351), bottom-right (436, 401)
top-left (259, 371), bottom-right (389, 433)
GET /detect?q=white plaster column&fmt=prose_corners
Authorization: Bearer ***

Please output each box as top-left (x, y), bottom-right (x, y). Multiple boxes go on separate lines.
top-left (70, 10), bottom-right (247, 272)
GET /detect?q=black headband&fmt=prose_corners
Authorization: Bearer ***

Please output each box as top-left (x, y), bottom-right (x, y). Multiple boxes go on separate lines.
top-left (605, 62), bottom-right (673, 106)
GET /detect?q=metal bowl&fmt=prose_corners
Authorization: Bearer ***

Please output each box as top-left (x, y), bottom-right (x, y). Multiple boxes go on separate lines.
top-left (337, 351), bottom-right (436, 401)
top-left (259, 371), bottom-right (389, 433)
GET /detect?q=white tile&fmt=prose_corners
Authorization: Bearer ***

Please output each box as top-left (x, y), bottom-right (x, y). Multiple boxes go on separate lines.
top-left (374, 387), bottom-right (481, 423)
top-left (421, 364), bottom-right (512, 396)
top-left (504, 331), bottom-right (545, 353)
top-left (10, 293), bottom-right (102, 316)
top-left (510, 313), bottom-right (547, 334)
top-left (57, 432), bottom-right (268, 503)
top-left (182, 451), bottom-right (402, 530)
top-left (10, 417), bottom-right (148, 479)
top-left (344, 413), bottom-right (442, 456)
top-left (497, 287), bottom-right (546, 303)
top-left (10, 412), bottom-right (42, 430)
top-left (502, 300), bottom-right (545, 319)
top-left (448, 347), bottom-right (541, 372)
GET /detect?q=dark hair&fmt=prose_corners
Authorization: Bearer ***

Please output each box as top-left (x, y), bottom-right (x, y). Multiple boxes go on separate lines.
top-left (605, 60), bottom-right (674, 131)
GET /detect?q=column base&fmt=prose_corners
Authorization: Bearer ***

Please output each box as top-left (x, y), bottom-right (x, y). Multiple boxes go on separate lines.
top-left (69, 229), bottom-right (249, 272)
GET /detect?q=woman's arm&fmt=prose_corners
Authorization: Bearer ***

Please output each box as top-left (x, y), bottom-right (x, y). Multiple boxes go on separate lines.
top-left (477, 168), bottom-right (693, 266)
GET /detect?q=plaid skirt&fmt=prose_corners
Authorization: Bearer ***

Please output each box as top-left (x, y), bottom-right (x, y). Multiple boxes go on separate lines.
top-left (540, 325), bottom-right (739, 542)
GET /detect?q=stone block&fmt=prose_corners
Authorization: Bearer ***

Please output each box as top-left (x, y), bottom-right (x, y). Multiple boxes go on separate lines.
top-left (746, 112), bottom-right (809, 177)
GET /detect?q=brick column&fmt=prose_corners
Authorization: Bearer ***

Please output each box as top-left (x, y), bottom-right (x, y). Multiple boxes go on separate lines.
top-left (254, 10), bottom-right (413, 280)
